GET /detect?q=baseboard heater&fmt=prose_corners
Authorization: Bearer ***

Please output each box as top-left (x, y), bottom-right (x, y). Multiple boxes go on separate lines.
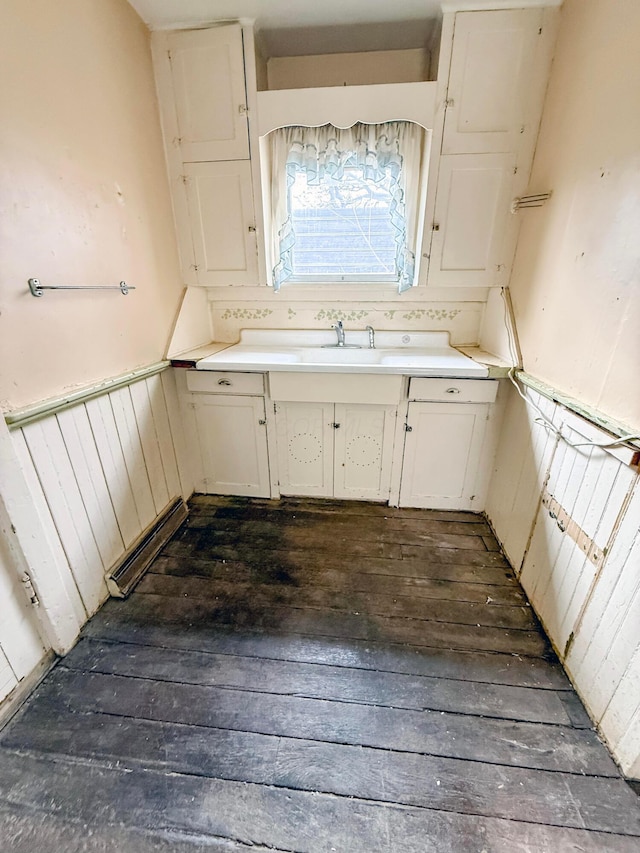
top-left (106, 497), bottom-right (188, 597)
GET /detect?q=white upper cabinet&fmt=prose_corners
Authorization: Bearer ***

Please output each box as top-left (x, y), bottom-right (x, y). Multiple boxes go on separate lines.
top-left (442, 8), bottom-right (544, 155)
top-left (424, 6), bottom-right (557, 289)
top-left (162, 25), bottom-right (249, 162)
top-left (184, 161), bottom-right (258, 286)
top-left (429, 152), bottom-right (516, 288)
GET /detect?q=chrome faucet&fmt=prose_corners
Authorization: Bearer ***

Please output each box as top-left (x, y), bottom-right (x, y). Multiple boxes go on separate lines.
top-left (332, 320), bottom-right (346, 347)
top-left (366, 325), bottom-right (375, 349)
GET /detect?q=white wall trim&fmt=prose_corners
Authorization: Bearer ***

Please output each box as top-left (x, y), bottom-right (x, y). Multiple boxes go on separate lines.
top-left (4, 362), bottom-right (170, 431)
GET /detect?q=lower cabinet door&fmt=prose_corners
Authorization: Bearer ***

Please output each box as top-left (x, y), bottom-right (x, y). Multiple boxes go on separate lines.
top-left (334, 404), bottom-right (396, 501)
top-left (275, 402), bottom-right (334, 497)
top-left (399, 402), bottom-right (489, 509)
top-left (193, 395), bottom-right (270, 497)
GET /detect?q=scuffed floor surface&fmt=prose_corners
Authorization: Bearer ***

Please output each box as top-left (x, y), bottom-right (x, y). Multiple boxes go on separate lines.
top-left (1, 495), bottom-right (639, 851)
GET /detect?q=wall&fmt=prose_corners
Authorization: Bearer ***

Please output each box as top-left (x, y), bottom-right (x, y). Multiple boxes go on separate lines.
top-left (487, 383), bottom-right (640, 778)
top-left (486, 0), bottom-right (640, 778)
top-left (207, 289), bottom-right (486, 346)
top-left (0, 0), bottom-right (183, 411)
top-left (266, 48), bottom-right (431, 89)
top-left (506, 0), bottom-right (640, 431)
top-left (0, 0), bottom-right (189, 709)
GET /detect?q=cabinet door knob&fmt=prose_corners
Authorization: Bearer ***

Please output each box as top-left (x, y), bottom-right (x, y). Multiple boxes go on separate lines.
top-left (331, 422), bottom-right (341, 429)
top-left (218, 379), bottom-right (232, 386)
top-left (258, 419), bottom-right (266, 426)
top-left (445, 387), bottom-right (460, 394)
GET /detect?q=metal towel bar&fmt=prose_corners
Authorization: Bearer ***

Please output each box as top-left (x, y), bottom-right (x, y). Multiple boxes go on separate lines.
top-left (28, 278), bottom-right (134, 297)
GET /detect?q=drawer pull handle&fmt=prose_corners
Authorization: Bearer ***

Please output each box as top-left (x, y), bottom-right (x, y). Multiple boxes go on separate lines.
top-left (217, 379), bottom-right (232, 386)
top-left (445, 387), bottom-right (460, 394)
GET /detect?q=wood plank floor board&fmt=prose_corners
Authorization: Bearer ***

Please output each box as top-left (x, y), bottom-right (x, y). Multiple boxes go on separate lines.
top-left (1, 751), bottom-right (638, 853)
top-left (63, 638), bottom-right (575, 723)
top-left (82, 622), bottom-right (569, 689)
top-left (190, 493), bottom-right (485, 523)
top-left (152, 554), bottom-right (526, 604)
top-left (86, 591), bottom-right (552, 656)
top-left (136, 573), bottom-right (538, 631)
top-left (10, 666), bottom-right (615, 774)
top-left (195, 518), bottom-right (492, 553)
top-left (3, 705), bottom-right (638, 835)
top-left (1, 495), bottom-right (637, 851)
top-left (0, 802), bottom-right (257, 853)
top-left (164, 536), bottom-right (514, 574)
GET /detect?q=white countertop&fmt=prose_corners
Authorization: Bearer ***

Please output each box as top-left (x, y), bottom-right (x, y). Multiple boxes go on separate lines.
top-left (195, 330), bottom-right (490, 379)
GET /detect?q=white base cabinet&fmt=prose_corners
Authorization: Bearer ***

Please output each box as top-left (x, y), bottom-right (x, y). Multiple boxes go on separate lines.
top-left (177, 369), bottom-right (499, 511)
top-left (399, 401), bottom-right (490, 510)
top-left (191, 394), bottom-right (270, 498)
top-left (333, 404), bottom-right (397, 501)
top-left (178, 369), bottom-right (272, 498)
top-left (274, 401), bottom-right (396, 501)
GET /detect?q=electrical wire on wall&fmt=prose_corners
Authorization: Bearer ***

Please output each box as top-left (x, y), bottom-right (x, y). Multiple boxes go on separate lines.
top-left (500, 287), bottom-right (640, 451)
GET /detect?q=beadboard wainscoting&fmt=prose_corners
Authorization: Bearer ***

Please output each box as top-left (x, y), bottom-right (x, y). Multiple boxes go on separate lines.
top-left (486, 381), bottom-right (640, 777)
top-left (0, 368), bottom-right (191, 698)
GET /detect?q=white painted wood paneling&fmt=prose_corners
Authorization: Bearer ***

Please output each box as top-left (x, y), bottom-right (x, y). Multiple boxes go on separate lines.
top-left (1, 368), bottom-right (190, 708)
top-left (5, 429), bottom-right (87, 642)
top-left (602, 642), bottom-right (640, 778)
top-left (487, 380), bottom-right (640, 779)
top-left (56, 406), bottom-right (124, 571)
top-left (0, 518), bottom-right (46, 684)
top-left (109, 387), bottom-right (157, 532)
top-left (566, 483), bottom-right (640, 718)
top-left (145, 374), bottom-right (183, 503)
top-left (161, 369), bottom-right (194, 500)
top-left (0, 648), bottom-right (17, 705)
top-left (22, 419), bottom-right (108, 616)
top-left (85, 395), bottom-right (143, 549)
top-left (485, 386), bottom-right (557, 570)
top-left (129, 380), bottom-right (171, 515)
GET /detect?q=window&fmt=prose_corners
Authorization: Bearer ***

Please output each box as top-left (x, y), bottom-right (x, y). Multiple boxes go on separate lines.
top-left (266, 122), bottom-right (426, 291)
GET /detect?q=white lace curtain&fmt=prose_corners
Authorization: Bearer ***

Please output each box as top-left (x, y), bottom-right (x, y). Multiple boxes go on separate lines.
top-left (267, 121), bottom-right (424, 291)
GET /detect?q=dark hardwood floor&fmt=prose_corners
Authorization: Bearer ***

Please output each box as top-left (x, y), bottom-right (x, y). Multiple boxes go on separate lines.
top-left (1, 495), bottom-right (639, 852)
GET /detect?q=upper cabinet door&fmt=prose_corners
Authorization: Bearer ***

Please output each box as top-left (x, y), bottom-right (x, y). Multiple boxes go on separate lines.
top-left (166, 25), bottom-right (249, 162)
top-left (443, 9), bottom-right (543, 155)
top-left (184, 161), bottom-right (259, 286)
top-left (428, 152), bottom-right (516, 288)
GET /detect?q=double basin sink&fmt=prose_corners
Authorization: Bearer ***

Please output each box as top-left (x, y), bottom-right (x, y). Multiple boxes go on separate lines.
top-left (196, 330), bottom-right (488, 378)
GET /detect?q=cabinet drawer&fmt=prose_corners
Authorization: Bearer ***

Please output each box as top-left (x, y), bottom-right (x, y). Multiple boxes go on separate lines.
top-left (409, 378), bottom-right (498, 403)
top-left (187, 371), bottom-right (265, 395)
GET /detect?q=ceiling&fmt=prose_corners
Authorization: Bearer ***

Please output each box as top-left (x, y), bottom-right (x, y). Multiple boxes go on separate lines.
top-left (127, 0), bottom-right (444, 55)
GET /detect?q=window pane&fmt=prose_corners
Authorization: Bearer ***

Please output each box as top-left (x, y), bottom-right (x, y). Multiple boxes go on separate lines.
top-left (289, 167), bottom-right (397, 278)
